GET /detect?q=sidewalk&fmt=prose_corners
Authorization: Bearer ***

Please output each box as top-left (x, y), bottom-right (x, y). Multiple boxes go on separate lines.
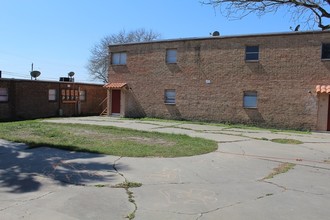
top-left (45, 116), bottom-right (330, 142)
top-left (45, 116), bottom-right (330, 167)
top-left (1, 116), bottom-right (330, 220)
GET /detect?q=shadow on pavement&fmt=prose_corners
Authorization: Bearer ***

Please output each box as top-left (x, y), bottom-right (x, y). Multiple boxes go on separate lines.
top-left (0, 140), bottom-right (127, 193)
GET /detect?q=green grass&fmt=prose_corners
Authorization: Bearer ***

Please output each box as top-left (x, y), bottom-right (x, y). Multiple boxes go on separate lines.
top-left (0, 120), bottom-right (217, 157)
top-left (113, 181), bottom-right (142, 189)
top-left (271, 138), bottom-right (303, 145)
top-left (111, 180), bottom-right (141, 220)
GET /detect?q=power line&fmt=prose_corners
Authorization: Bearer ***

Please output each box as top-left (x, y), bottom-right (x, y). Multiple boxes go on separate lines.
top-left (0, 70), bottom-right (91, 82)
top-left (1, 70), bottom-right (57, 81)
top-left (2, 70), bottom-right (30, 78)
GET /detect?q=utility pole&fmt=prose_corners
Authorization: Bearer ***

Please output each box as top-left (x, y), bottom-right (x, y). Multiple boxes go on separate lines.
top-left (30, 63), bottom-right (33, 80)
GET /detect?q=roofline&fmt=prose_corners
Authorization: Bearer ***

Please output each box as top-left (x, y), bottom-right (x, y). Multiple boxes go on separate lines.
top-left (0, 78), bottom-right (105, 86)
top-left (109, 30), bottom-right (330, 47)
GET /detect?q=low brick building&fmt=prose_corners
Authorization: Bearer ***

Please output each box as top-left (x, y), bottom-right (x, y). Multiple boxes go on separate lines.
top-left (106, 31), bottom-right (330, 131)
top-left (0, 78), bottom-right (107, 121)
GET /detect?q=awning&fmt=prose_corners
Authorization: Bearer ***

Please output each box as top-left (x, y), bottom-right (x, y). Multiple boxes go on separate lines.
top-left (316, 85), bottom-right (330, 94)
top-left (104, 82), bottom-right (127, 89)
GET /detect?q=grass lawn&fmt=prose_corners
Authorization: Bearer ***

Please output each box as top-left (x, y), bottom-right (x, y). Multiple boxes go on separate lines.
top-left (0, 120), bottom-right (217, 157)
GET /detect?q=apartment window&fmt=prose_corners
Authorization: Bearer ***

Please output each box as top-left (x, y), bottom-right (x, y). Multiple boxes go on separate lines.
top-left (0, 88), bottom-right (8, 102)
top-left (245, 46), bottom-right (259, 61)
top-left (48, 89), bottom-right (57, 101)
top-left (112, 52), bottom-right (127, 65)
top-left (166, 49), bottom-right (177, 63)
top-left (79, 90), bottom-right (86, 101)
top-left (243, 91), bottom-right (257, 108)
top-left (164, 89), bottom-right (176, 104)
top-left (321, 43), bottom-right (330, 59)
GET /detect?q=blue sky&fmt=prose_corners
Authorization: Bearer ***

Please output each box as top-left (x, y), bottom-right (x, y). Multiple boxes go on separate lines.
top-left (0, 0), bottom-right (301, 83)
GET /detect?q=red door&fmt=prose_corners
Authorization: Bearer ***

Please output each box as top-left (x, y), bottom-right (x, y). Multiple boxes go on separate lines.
top-left (111, 90), bottom-right (121, 114)
top-left (328, 95), bottom-right (330, 131)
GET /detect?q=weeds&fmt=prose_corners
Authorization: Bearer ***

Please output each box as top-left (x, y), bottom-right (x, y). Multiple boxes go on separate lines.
top-left (263, 163), bottom-right (296, 180)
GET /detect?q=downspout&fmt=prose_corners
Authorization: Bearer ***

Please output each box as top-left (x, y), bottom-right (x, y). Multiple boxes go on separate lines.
top-left (58, 82), bottom-right (62, 116)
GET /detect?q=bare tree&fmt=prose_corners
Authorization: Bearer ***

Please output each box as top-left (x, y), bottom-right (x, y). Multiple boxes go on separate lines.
top-left (87, 28), bottom-right (161, 83)
top-left (202, 0), bottom-right (330, 30)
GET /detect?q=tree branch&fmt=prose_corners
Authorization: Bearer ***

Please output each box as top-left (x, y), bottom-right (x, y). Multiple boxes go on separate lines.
top-left (202, 0), bottom-right (330, 30)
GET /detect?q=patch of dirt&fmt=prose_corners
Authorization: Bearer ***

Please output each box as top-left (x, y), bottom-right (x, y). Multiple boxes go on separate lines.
top-left (71, 129), bottom-right (175, 147)
top-left (126, 137), bottom-right (175, 147)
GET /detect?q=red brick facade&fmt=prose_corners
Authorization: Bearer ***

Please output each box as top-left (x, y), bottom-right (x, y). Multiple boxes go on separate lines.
top-left (0, 79), bottom-right (107, 121)
top-left (108, 31), bottom-right (330, 131)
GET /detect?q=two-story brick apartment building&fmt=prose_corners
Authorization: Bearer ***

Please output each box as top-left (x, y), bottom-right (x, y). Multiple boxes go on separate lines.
top-left (106, 31), bottom-right (330, 131)
top-left (0, 78), bottom-right (107, 121)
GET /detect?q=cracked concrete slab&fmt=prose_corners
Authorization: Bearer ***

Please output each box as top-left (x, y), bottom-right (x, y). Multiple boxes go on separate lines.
top-left (0, 139), bottom-right (131, 220)
top-left (2, 116), bottom-right (330, 219)
top-left (133, 180), bottom-right (282, 216)
top-left (218, 139), bottom-right (330, 168)
top-left (0, 185), bottom-right (131, 220)
top-left (266, 165), bottom-right (330, 195)
top-left (207, 191), bottom-right (330, 220)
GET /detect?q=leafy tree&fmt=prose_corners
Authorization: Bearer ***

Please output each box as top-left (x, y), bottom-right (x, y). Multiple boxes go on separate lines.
top-left (202, 0), bottom-right (330, 30)
top-left (87, 28), bottom-right (161, 83)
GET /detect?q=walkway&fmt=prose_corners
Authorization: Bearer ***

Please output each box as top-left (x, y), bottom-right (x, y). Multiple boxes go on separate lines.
top-left (1, 116), bottom-right (330, 220)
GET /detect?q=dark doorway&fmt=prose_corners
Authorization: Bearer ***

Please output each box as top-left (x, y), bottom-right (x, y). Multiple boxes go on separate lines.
top-left (328, 95), bottom-right (330, 131)
top-left (111, 90), bottom-right (121, 114)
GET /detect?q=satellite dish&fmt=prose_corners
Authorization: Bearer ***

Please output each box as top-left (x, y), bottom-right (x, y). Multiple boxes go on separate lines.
top-left (68, 71), bottom-right (75, 77)
top-left (212, 31), bottom-right (220, 36)
top-left (30, 70), bottom-right (41, 80)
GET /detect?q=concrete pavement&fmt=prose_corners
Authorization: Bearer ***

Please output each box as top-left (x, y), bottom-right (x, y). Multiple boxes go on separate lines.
top-left (1, 116), bottom-right (330, 219)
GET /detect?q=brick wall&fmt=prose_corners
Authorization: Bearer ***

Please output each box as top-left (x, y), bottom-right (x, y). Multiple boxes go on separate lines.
top-left (0, 79), bottom-right (107, 121)
top-left (109, 31), bottom-right (330, 130)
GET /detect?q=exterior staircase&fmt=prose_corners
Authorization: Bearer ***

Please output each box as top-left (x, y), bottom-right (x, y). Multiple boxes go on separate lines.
top-left (99, 97), bottom-right (108, 116)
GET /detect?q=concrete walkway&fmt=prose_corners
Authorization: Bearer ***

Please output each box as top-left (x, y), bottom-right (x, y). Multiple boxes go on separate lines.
top-left (1, 116), bottom-right (330, 220)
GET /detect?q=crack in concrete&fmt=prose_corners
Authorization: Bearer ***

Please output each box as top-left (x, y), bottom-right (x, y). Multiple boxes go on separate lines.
top-left (217, 139), bottom-right (251, 143)
top-left (143, 182), bottom-right (203, 186)
top-left (258, 158), bottom-right (330, 171)
top-left (138, 201), bottom-right (243, 219)
top-left (142, 123), bottom-right (258, 144)
top-left (259, 180), bottom-right (287, 191)
top-left (113, 157), bottom-right (138, 220)
top-left (260, 179), bottom-right (327, 196)
top-left (256, 193), bottom-right (275, 200)
top-left (239, 146), bottom-right (246, 156)
top-left (217, 150), bottom-right (330, 168)
top-left (195, 202), bottom-right (243, 220)
top-left (137, 208), bottom-right (198, 217)
top-left (0, 192), bottom-right (53, 212)
top-left (113, 157), bottom-right (126, 182)
top-left (296, 144), bottom-right (328, 154)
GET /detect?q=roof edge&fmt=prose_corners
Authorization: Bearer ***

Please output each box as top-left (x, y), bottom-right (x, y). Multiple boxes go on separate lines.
top-left (0, 78), bottom-right (105, 86)
top-left (109, 30), bottom-right (329, 47)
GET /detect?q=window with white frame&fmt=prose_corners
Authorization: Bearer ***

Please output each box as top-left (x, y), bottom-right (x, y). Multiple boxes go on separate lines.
top-left (0, 88), bottom-right (8, 102)
top-left (48, 89), bottom-right (57, 101)
top-left (79, 90), bottom-right (86, 101)
top-left (164, 89), bottom-right (176, 104)
top-left (112, 52), bottom-right (127, 65)
top-left (166, 49), bottom-right (177, 63)
top-left (245, 46), bottom-right (259, 61)
top-left (243, 91), bottom-right (257, 108)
